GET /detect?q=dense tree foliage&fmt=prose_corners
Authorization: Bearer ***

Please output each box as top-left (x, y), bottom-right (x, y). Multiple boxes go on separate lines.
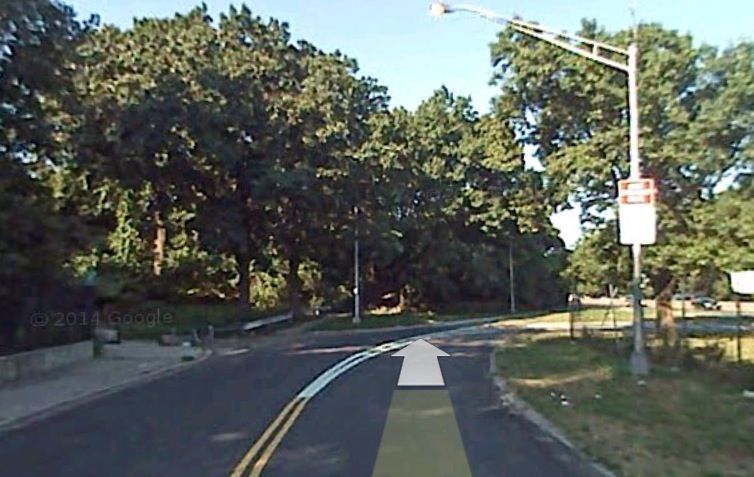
top-left (1, 1), bottom-right (567, 338)
top-left (0, 0), bottom-right (97, 349)
top-left (491, 21), bottom-right (754, 335)
top-left (4, 2), bottom-right (750, 350)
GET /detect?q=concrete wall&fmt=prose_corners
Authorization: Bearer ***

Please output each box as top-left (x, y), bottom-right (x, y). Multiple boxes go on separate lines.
top-left (0, 341), bottom-right (93, 385)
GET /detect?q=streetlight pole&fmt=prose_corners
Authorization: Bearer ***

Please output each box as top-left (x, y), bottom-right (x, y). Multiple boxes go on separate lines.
top-left (430, 2), bottom-right (649, 373)
top-left (626, 45), bottom-right (648, 373)
top-left (508, 243), bottom-right (516, 314)
top-left (353, 206), bottom-right (361, 324)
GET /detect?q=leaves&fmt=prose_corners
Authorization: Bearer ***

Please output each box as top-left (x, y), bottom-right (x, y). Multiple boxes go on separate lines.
top-left (3, 1), bottom-right (568, 315)
top-left (491, 21), bottom-right (754, 296)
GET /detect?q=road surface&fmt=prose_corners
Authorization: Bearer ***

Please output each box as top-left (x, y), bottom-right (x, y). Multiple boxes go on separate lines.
top-left (0, 325), bottom-right (599, 476)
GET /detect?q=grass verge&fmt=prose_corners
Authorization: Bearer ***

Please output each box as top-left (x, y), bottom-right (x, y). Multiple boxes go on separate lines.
top-left (312, 307), bottom-right (632, 331)
top-left (312, 311), bottom-right (501, 331)
top-left (496, 331), bottom-right (754, 477)
top-left (106, 301), bottom-right (286, 339)
top-left (516, 307), bottom-right (633, 324)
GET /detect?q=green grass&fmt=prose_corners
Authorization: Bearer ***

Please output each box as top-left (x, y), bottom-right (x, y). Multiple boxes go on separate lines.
top-left (312, 311), bottom-right (506, 331)
top-left (312, 309), bottom-right (562, 331)
top-left (535, 307), bottom-right (633, 323)
top-left (105, 301), bottom-right (286, 339)
top-left (496, 333), bottom-right (754, 477)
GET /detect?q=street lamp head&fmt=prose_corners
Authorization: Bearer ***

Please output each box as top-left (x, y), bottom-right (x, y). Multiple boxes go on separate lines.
top-left (429, 2), bottom-right (450, 16)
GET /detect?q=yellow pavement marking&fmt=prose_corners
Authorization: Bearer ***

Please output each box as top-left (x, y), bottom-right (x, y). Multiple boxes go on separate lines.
top-left (249, 398), bottom-right (309, 477)
top-left (372, 390), bottom-right (472, 477)
top-left (229, 398), bottom-right (301, 477)
top-left (228, 328), bottom-right (476, 477)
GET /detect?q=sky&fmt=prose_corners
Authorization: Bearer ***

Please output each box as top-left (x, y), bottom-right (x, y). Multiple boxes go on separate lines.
top-left (67, 0), bottom-right (754, 248)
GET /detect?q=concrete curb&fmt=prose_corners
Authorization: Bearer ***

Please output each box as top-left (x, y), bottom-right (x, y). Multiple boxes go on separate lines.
top-left (488, 350), bottom-right (617, 477)
top-left (0, 347), bottom-right (212, 435)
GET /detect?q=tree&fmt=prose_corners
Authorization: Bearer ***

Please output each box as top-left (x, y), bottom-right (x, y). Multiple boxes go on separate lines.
top-left (187, 7), bottom-right (294, 307)
top-left (0, 0), bottom-right (93, 347)
top-left (357, 88), bottom-right (566, 311)
top-left (491, 22), bottom-right (754, 339)
top-left (262, 43), bottom-right (388, 317)
top-left (566, 224), bottom-right (631, 296)
top-left (1, 1), bottom-right (572, 325)
top-left (76, 8), bottom-right (217, 278)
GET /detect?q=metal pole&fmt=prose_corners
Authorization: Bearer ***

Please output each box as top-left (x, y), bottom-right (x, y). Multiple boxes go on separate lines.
top-left (736, 295), bottom-right (742, 363)
top-left (509, 243), bottom-right (516, 314)
top-left (627, 44), bottom-right (641, 180)
top-left (353, 238), bottom-right (361, 324)
top-left (353, 207), bottom-right (361, 324)
top-left (627, 43), bottom-right (649, 375)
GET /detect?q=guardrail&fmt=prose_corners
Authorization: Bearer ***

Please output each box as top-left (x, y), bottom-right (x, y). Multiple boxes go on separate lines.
top-left (240, 312), bottom-right (293, 332)
top-left (158, 312), bottom-right (294, 346)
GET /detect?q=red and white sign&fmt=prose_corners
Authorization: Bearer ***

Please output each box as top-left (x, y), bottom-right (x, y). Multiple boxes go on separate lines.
top-left (617, 178), bottom-right (657, 245)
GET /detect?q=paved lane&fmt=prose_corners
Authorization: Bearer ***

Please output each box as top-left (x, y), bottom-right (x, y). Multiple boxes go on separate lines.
top-left (262, 331), bottom-right (598, 477)
top-left (262, 345), bottom-right (398, 477)
top-left (0, 333), bottom-right (379, 477)
top-left (0, 326), bottom-right (600, 477)
top-left (440, 336), bottom-right (591, 476)
top-left (372, 389), bottom-right (473, 477)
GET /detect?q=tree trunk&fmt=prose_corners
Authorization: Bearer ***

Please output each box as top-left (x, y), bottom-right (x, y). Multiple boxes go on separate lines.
top-left (398, 286), bottom-right (408, 312)
top-left (288, 255), bottom-right (301, 319)
top-left (152, 210), bottom-right (166, 277)
top-left (236, 252), bottom-right (251, 309)
top-left (655, 277), bottom-right (678, 347)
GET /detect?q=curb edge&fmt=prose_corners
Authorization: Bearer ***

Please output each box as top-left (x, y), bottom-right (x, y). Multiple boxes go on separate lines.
top-left (0, 347), bottom-right (213, 435)
top-left (488, 349), bottom-right (617, 477)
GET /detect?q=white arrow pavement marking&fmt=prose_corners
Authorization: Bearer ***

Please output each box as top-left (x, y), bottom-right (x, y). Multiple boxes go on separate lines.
top-left (392, 339), bottom-right (450, 387)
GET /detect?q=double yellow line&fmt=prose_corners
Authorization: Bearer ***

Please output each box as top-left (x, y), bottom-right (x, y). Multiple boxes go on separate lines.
top-left (230, 396), bottom-right (310, 477)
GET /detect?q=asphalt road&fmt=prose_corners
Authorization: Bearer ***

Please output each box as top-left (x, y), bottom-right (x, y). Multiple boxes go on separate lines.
top-left (0, 325), bottom-right (599, 477)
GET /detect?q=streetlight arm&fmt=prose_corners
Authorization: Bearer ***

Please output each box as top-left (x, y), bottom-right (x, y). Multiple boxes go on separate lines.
top-left (434, 3), bottom-right (629, 72)
top-left (509, 23), bottom-right (629, 73)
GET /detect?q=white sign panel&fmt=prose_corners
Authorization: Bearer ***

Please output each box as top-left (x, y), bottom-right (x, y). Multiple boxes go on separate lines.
top-left (617, 178), bottom-right (657, 245)
top-left (730, 271), bottom-right (754, 295)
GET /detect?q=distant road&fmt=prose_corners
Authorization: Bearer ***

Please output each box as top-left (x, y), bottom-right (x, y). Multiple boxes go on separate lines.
top-left (582, 296), bottom-right (754, 315)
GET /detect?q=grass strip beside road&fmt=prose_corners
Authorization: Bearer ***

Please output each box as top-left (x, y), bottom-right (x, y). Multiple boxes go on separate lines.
top-left (313, 311), bottom-right (503, 331)
top-left (312, 310), bottom-right (557, 331)
top-left (112, 301), bottom-right (286, 339)
top-left (311, 305), bottom-right (754, 332)
top-left (502, 307), bottom-right (633, 325)
top-left (314, 306), bottom-right (641, 332)
top-left (496, 331), bottom-right (754, 477)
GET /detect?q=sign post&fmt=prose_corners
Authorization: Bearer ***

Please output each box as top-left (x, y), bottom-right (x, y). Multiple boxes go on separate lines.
top-left (617, 178), bottom-right (656, 376)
